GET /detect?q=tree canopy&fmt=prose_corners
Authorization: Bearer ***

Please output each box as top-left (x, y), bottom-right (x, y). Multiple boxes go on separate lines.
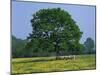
top-left (12, 35), bottom-right (27, 58)
top-left (84, 37), bottom-right (95, 54)
top-left (25, 8), bottom-right (83, 57)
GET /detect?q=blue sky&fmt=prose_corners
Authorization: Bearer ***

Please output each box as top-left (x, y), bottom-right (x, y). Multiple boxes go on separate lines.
top-left (12, 1), bottom-right (96, 44)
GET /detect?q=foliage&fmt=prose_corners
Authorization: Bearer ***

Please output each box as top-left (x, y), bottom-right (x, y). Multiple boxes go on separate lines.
top-left (12, 35), bottom-right (27, 58)
top-left (84, 37), bottom-right (95, 54)
top-left (26, 8), bottom-right (83, 57)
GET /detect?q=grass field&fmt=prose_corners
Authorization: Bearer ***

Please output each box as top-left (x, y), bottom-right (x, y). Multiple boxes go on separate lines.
top-left (12, 54), bottom-right (96, 74)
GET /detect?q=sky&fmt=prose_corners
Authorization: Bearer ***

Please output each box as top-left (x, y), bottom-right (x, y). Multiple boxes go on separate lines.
top-left (12, 1), bottom-right (96, 44)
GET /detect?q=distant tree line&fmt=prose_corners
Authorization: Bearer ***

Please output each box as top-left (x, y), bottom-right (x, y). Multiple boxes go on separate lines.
top-left (83, 37), bottom-right (96, 54)
top-left (12, 35), bottom-right (95, 58)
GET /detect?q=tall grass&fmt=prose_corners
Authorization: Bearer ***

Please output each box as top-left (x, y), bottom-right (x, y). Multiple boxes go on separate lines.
top-left (12, 54), bottom-right (96, 74)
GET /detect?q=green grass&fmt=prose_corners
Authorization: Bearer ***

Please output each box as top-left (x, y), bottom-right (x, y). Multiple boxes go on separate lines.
top-left (12, 54), bottom-right (96, 74)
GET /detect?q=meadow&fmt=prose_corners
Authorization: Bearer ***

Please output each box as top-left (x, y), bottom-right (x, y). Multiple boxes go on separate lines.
top-left (12, 54), bottom-right (96, 74)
